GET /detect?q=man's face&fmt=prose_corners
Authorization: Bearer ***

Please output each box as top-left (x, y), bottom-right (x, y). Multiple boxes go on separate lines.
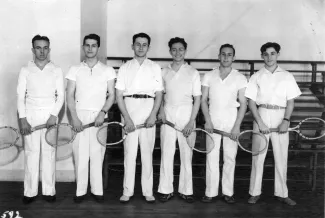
top-left (261, 47), bottom-right (279, 68)
top-left (32, 40), bottom-right (50, 61)
top-left (132, 37), bottom-right (149, 58)
top-left (169, 42), bottom-right (186, 62)
top-left (83, 39), bottom-right (99, 58)
top-left (218, 47), bottom-right (235, 68)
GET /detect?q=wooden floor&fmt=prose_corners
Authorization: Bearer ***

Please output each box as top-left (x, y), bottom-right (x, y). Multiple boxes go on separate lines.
top-left (0, 170), bottom-right (324, 218)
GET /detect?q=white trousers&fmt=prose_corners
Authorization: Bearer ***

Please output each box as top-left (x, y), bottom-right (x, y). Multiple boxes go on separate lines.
top-left (249, 107), bottom-right (289, 198)
top-left (123, 98), bottom-right (155, 197)
top-left (205, 108), bottom-right (238, 197)
top-left (24, 109), bottom-right (56, 197)
top-left (73, 110), bottom-right (106, 196)
top-left (158, 104), bottom-right (195, 195)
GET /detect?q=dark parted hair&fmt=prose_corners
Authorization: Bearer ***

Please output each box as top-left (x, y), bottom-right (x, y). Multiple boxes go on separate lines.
top-left (168, 37), bottom-right (187, 50)
top-left (132, 32), bottom-right (151, 45)
top-left (260, 42), bottom-right (281, 54)
top-left (83, 34), bottom-right (100, 47)
top-left (32, 35), bottom-right (50, 48)
top-left (219, 44), bottom-right (235, 56)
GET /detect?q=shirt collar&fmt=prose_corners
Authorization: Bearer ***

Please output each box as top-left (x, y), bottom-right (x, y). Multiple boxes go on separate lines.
top-left (167, 62), bottom-right (188, 71)
top-left (263, 65), bottom-right (284, 74)
top-left (28, 60), bottom-right (53, 69)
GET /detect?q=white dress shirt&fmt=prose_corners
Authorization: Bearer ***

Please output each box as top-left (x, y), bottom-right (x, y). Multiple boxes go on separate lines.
top-left (202, 68), bottom-right (247, 111)
top-left (162, 63), bottom-right (201, 106)
top-left (245, 66), bottom-right (301, 107)
top-left (17, 61), bottom-right (64, 118)
top-left (115, 58), bottom-right (164, 96)
top-left (66, 61), bottom-right (116, 111)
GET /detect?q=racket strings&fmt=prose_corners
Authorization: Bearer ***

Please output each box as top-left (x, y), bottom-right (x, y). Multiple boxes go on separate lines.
top-left (46, 124), bottom-right (76, 147)
top-left (0, 144), bottom-right (21, 166)
top-left (0, 127), bottom-right (19, 150)
top-left (297, 118), bottom-right (325, 140)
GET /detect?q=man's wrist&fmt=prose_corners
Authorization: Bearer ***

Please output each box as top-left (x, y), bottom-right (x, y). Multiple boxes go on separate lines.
top-left (100, 109), bottom-right (107, 114)
top-left (283, 118), bottom-right (290, 122)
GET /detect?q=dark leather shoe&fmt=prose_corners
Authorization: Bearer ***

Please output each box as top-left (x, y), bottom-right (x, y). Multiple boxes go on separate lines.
top-left (91, 193), bottom-right (104, 203)
top-left (159, 193), bottom-right (174, 202)
top-left (43, 195), bottom-right (56, 203)
top-left (179, 193), bottom-right (195, 203)
top-left (275, 197), bottom-right (296, 206)
top-left (201, 195), bottom-right (213, 203)
top-left (22, 196), bottom-right (36, 204)
top-left (73, 195), bottom-right (86, 203)
top-left (248, 195), bottom-right (260, 204)
top-left (223, 195), bottom-right (235, 204)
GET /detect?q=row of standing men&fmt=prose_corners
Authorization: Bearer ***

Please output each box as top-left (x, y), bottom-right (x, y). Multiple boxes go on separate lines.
top-left (17, 33), bottom-right (301, 206)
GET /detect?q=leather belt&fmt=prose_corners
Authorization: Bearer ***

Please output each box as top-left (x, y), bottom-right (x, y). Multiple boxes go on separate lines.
top-left (124, 94), bottom-right (154, 99)
top-left (259, 104), bottom-right (286, 109)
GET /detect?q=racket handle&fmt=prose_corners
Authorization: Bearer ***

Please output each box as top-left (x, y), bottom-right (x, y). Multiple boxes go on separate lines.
top-left (269, 128), bottom-right (279, 132)
top-left (213, 129), bottom-right (231, 137)
top-left (31, 124), bottom-right (47, 131)
top-left (83, 118), bottom-right (111, 129)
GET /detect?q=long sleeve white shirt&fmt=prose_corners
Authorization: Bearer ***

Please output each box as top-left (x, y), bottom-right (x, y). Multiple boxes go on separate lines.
top-left (17, 61), bottom-right (64, 118)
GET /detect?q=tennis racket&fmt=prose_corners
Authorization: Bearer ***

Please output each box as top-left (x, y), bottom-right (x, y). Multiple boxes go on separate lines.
top-left (97, 120), bottom-right (163, 146)
top-left (161, 120), bottom-right (215, 154)
top-left (212, 128), bottom-right (268, 155)
top-left (45, 118), bottom-right (113, 147)
top-left (0, 143), bottom-right (73, 167)
top-left (270, 117), bottom-right (325, 140)
top-left (0, 124), bottom-right (47, 150)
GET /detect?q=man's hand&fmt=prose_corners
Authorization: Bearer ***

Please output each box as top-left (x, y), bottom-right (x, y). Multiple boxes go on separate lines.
top-left (71, 117), bottom-right (83, 132)
top-left (257, 121), bottom-right (270, 134)
top-left (19, 117), bottom-right (31, 135)
top-left (278, 120), bottom-right (289, 134)
top-left (182, 119), bottom-right (195, 138)
top-left (145, 113), bottom-right (157, 128)
top-left (157, 110), bottom-right (166, 123)
top-left (46, 115), bottom-right (57, 128)
top-left (94, 111), bottom-right (105, 127)
top-left (204, 119), bottom-right (214, 134)
top-left (230, 125), bottom-right (240, 141)
top-left (124, 117), bottom-right (135, 133)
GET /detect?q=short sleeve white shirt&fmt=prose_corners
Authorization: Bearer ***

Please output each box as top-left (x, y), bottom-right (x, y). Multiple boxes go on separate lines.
top-left (17, 61), bottom-right (64, 118)
top-left (202, 68), bottom-right (247, 110)
top-left (115, 58), bottom-right (164, 96)
top-left (162, 63), bottom-right (201, 106)
top-left (66, 61), bottom-right (116, 111)
top-left (245, 66), bottom-right (301, 107)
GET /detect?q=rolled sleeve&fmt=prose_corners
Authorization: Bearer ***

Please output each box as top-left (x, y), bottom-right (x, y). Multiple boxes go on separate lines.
top-left (286, 74), bottom-right (301, 100)
top-left (201, 72), bottom-right (210, 87)
top-left (245, 74), bottom-right (258, 101)
top-left (65, 66), bottom-right (78, 81)
top-left (154, 66), bottom-right (164, 92)
top-left (107, 67), bottom-right (117, 81)
top-left (192, 71), bottom-right (202, 96)
top-left (115, 66), bottom-right (126, 91)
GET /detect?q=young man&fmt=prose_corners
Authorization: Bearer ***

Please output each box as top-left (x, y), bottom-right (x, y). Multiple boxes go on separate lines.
top-left (201, 44), bottom-right (247, 204)
top-left (157, 37), bottom-right (201, 203)
top-left (66, 34), bottom-right (116, 203)
top-left (245, 42), bottom-right (301, 206)
top-left (17, 35), bottom-right (64, 204)
top-left (115, 32), bottom-right (163, 203)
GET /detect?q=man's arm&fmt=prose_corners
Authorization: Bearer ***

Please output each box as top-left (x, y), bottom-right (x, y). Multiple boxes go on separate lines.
top-left (248, 99), bottom-right (269, 134)
top-left (94, 79), bottom-right (116, 127)
top-left (17, 68), bottom-right (31, 135)
top-left (201, 86), bottom-right (213, 133)
top-left (278, 99), bottom-right (294, 134)
top-left (115, 89), bottom-right (135, 133)
top-left (66, 79), bottom-right (83, 132)
top-left (183, 95), bottom-right (201, 137)
top-left (145, 91), bottom-right (163, 127)
top-left (230, 88), bottom-right (247, 140)
top-left (157, 94), bottom-right (166, 123)
top-left (47, 69), bottom-right (65, 128)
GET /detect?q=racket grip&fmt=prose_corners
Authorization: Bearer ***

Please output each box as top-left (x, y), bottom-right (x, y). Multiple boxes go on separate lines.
top-left (269, 128), bottom-right (279, 132)
top-left (213, 129), bottom-right (231, 137)
top-left (83, 117), bottom-right (111, 128)
top-left (31, 124), bottom-right (47, 131)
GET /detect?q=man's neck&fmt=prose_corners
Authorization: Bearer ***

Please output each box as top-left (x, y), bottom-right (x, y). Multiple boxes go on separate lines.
top-left (134, 56), bottom-right (146, 65)
top-left (171, 60), bottom-right (185, 72)
top-left (85, 57), bottom-right (99, 68)
top-left (34, 59), bottom-right (49, 70)
top-left (265, 64), bottom-right (278, 73)
top-left (219, 65), bottom-right (232, 74)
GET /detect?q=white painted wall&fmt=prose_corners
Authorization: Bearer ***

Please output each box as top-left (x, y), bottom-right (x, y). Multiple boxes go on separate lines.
top-left (106, 0), bottom-right (325, 61)
top-left (0, 0), bottom-right (81, 181)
